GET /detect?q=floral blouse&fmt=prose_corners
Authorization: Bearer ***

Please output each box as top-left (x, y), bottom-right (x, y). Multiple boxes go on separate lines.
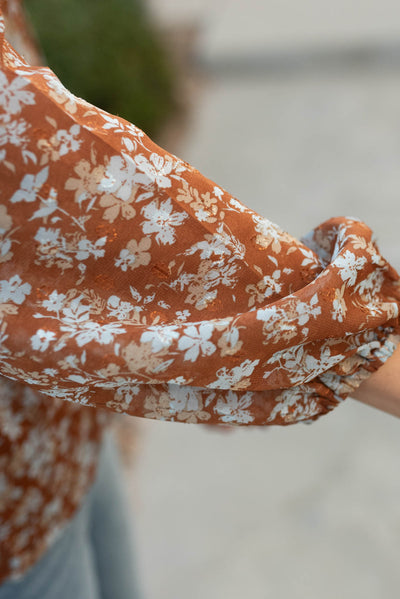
top-left (1, 0), bottom-right (400, 584)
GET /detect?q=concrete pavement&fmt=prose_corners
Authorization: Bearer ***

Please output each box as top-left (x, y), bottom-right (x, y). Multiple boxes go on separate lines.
top-left (126, 3), bottom-right (400, 597)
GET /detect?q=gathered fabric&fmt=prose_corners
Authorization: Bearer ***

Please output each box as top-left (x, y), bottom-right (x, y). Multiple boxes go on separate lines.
top-left (1, 0), bottom-right (400, 583)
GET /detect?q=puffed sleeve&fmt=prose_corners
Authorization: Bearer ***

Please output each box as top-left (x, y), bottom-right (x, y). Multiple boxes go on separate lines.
top-left (1, 11), bottom-right (400, 426)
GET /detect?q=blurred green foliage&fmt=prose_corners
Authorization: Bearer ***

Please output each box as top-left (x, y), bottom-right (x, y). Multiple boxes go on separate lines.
top-left (25, 0), bottom-right (177, 137)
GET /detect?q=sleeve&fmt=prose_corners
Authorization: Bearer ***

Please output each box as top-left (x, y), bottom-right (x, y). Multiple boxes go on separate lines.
top-left (1, 11), bottom-right (400, 426)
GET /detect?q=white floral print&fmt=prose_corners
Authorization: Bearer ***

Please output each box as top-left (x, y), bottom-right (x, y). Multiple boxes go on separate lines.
top-left (178, 323), bottom-right (216, 362)
top-left (214, 391), bottom-right (255, 424)
top-left (10, 166), bottom-right (48, 203)
top-left (0, 275), bottom-right (31, 304)
top-left (0, 71), bottom-right (35, 115)
top-left (30, 329), bottom-right (56, 352)
top-left (141, 197), bottom-right (188, 244)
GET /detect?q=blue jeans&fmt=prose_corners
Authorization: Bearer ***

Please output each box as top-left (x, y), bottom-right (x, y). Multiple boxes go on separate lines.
top-left (0, 428), bottom-right (143, 599)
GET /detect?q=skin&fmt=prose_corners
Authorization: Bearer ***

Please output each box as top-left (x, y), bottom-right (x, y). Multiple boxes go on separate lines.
top-left (351, 342), bottom-right (400, 418)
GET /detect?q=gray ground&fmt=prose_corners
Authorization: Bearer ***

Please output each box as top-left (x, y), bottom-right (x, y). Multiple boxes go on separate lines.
top-left (126, 3), bottom-right (400, 597)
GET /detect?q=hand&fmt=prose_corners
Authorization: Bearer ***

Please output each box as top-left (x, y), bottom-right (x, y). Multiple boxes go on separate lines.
top-left (351, 342), bottom-right (400, 418)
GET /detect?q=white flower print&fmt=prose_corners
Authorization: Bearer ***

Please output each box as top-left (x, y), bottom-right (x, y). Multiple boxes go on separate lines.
top-left (175, 310), bottom-right (191, 322)
top-left (75, 322), bottom-right (126, 346)
top-left (214, 391), bottom-right (255, 424)
top-left (210, 359), bottom-right (260, 389)
top-left (267, 343), bottom-right (345, 385)
top-left (41, 72), bottom-right (78, 113)
top-left (213, 186), bottom-right (223, 199)
top-left (115, 248), bottom-right (136, 271)
top-left (10, 167), bottom-right (49, 203)
top-left (334, 250), bottom-right (367, 286)
top-left (31, 329), bottom-right (56, 352)
top-left (0, 275), bottom-right (31, 304)
top-left (141, 198), bottom-right (187, 245)
top-left (296, 293), bottom-right (321, 326)
top-left (0, 72), bottom-right (35, 115)
top-left (75, 237), bottom-right (106, 261)
top-left (41, 290), bottom-right (66, 313)
top-left (177, 323), bottom-right (216, 362)
top-left (59, 294), bottom-right (91, 324)
top-left (134, 152), bottom-right (174, 188)
top-left (168, 376), bottom-right (188, 385)
top-left (252, 214), bottom-right (285, 252)
top-left (169, 386), bottom-right (200, 415)
top-left (0, 117), bottom-right (28, 147)
top-left (140, 325), bottom-right (179, 352)
top-left (60, 313), bottom-right (126, 346)
top-left (40, 386), bottom-right (92, 404)
top-left (98, 154), bottom-right (148, 201)
top-left (106, 295), bottom-right (134, 320)
top-left (229, 197), bottom-right (248, 212)
top-left (34, 227), bottom-right (60, 246)
top-left (268, 388), bottom-right (320, 423)
top-left (129, 286), bottom-right (142, 302)
top-left (204, 262), bottom-right (239, 288)
top-left (185, 234), bottom-right (231, 259)
top-left (30, 188), bottom-right (58, 220)
top-left (56, 124), bottom-right (82, 156)
top-left (355, 268), bottom-right (385, 295)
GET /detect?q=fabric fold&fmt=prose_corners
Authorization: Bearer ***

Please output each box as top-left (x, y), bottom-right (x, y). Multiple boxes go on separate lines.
top-left (1, 8), bottom-right (400, 426)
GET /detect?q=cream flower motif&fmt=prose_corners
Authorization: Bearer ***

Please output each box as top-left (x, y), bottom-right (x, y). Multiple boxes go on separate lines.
top-left (246, 271), bottom-right (282, 307)
top-left (0, 205), bottom-right (12, 235)
top-left (332, 285), bottom-right (347, 323)
top-left (115, 237), bottom-right (151, 271)
top-left (141, 198), bottom-right (187, 245)
top-left (65, 159), bottom-right (106, 206)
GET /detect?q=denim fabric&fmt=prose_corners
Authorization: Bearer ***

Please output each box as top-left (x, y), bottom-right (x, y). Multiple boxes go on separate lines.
top-left (0, 428), bottom-right (142, 599)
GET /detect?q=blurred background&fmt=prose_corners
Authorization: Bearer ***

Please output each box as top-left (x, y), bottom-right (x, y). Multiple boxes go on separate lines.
top-left (25, 0), bottom-right (400, 597)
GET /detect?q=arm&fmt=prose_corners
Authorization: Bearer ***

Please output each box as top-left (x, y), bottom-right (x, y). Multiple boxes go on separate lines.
top-left (1, 9), bottom-right (400, 426)
top-left (351, 343), bottom-right (400, 418)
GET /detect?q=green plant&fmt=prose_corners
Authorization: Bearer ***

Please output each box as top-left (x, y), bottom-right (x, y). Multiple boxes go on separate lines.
top-left (25, 0), bottom-right (177, 137)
